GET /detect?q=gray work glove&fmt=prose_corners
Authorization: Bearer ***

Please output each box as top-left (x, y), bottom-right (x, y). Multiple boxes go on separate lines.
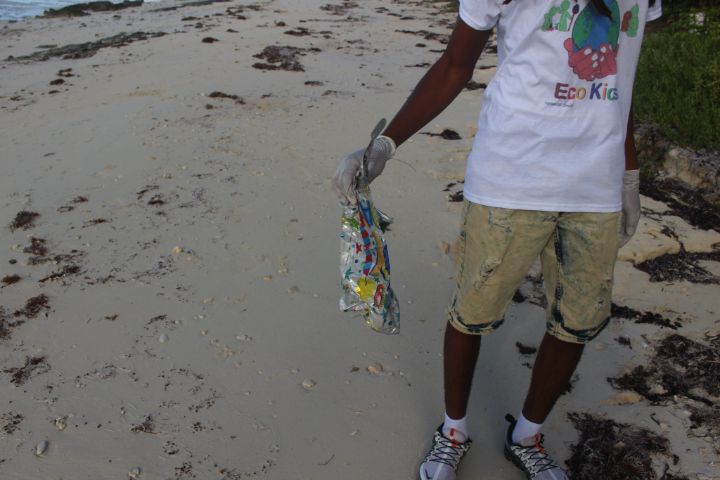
top-left (619, 169), bottom-right (641, 247)
top-left (332, 135), bottom-right (396, 203)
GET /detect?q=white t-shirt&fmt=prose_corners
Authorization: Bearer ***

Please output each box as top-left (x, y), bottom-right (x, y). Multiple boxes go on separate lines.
top-left (460, 0), bottom-right (662, 212)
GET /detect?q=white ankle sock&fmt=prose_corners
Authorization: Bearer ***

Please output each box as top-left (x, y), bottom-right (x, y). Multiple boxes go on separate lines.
top-left (442, 413), bottom-right (468, 443)
top-left (511, 413), bottom-right (542, 444)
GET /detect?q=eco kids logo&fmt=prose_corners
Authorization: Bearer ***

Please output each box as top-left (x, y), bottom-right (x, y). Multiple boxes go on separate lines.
top-left (554, 81), bottom-right (618, 101)
top-left (542, 0), bottom-right (640, 81)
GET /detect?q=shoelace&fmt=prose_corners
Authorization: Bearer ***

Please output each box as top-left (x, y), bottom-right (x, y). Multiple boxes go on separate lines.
top-left (423, 431), bottom-right (471, 470)
top-left (512, 434), bottom-right (559, 475)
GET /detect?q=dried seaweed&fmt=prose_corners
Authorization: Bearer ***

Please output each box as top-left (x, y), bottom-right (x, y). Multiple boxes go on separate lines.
top-left (516, 342), bottom-right (537, 355)
top-left (9, 211), bottom-right (39, 231)
top-left (13, 294), bottom-right (49, 318)
top-left (641, 176), bottom-right (720, 231)
top-left (130, 415), bottom-right (156, 434)
top-left (0, 307), bottom-right (24, 340)
top-left (635, 248), bottom-right (720, 284)
top-left (3, 356), bottom-right (50, 385)
top-left (567, 412), bottom-right (687, 480)
top-left (252, 46), bottom-right (319, 72)
top-left (1, 275), bottom-right (21, 287)
top-left (611, 303), bottom-right (682, 329)
top-left (0, 412), bottom-right (23, 435)
top-left (610, 334), bottom-right (719, 403)
top-left (8, 32), bottom-right (167, 62)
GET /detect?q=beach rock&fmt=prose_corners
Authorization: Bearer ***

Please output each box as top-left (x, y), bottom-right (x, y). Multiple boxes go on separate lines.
top-left (42, 1), bottom-right (143, 18)
top-left (617, 217), bottom-right (681, 264)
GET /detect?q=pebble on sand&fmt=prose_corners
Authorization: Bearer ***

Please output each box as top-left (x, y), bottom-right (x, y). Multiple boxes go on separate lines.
top-left (367, 363), bottom-right (384, 375)
top-left (35, 440), bottom-right (49, 456)
top-left (128, 466), bottom-right (142, 479)
top-left (604, 391), bottom-right (643, 405)
top-left (55, 416), bottom-right (67, 431)
top-left (158, 334), bottom-right (169, 343)
top-left (301, 379), bottom-right (316, 390)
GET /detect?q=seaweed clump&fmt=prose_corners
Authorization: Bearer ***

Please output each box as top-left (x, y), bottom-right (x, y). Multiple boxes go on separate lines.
top-left (3, 356), bottom-right (50, 385)
top-left (9, 211), bottom-right (39, 231)
top-left (610, 334), bottom-right (719, 403)
top-left (611, 303), bottom-right (682, 329)
top-left (609, 334), bottom-right (720, 451)
top-left (13, 294), bottom-right (50, 319)
top-left (0, 307), bottom-right (24, 340)
top-left (635, 248), bottom-right (720, 284)
top-left (567, 412), bottom-right (688, 480)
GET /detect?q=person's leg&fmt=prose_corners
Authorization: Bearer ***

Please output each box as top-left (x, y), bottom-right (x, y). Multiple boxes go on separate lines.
top-left (523, 210), bottom-right (620, 426)
top-left (504, 211), bottom-right (621, 479)
top-left (521, 332), bottom-right (584, 423)
top-left (443, 320), bottom-right (481, 420)
top-left (445, 204), bottom-right (556, 424)
top-left (419, 204), bottom-right (556, 480)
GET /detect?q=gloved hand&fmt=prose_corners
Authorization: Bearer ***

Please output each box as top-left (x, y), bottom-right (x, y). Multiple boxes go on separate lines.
top-left (332, 135), bottom-right (396, 203)
top-left (619, 169), bottom-right (640, 247)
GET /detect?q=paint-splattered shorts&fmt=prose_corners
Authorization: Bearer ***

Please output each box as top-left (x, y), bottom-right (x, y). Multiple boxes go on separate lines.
top-left (448, 201), bottom-right (621, 344)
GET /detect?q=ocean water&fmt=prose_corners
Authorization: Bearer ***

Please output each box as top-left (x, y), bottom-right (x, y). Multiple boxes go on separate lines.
top-left (0, 0), bottom-right (158, 21)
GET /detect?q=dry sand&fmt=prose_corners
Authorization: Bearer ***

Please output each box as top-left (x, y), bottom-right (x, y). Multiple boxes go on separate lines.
top-left (0, 1), bottom-right (718, 479)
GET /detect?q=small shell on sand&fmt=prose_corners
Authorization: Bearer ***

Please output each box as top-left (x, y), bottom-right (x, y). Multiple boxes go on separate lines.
top-left (128, 466), bottom-right (142, 479)
top-left (158, 334), bottom-right (169, 343)
top-left (35, 440), bottom-right (49, 456)
top-left (171, 246), bottom-right (183, 255)
top-left (55, 416), bottom-right (67, 431)
top-left (301, 379), bottom-right (316, 390)
top-left (367, 363), bottom-right (384, 375)
top-left (605, 391), bottom-right (643, 405)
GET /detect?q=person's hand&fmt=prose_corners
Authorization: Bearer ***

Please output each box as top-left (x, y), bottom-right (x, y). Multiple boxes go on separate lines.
top-left (619, 169), bottom-right (640, 247)
top-left (332, 135), bottom-right (396, 203)
top-left (563, 39), bottom-right (617, 81)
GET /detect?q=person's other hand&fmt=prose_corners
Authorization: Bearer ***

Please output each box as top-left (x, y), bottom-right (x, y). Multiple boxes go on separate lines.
top-left (332, 135), bottom-right (395, 203)
top-left (619, 169), bottom-right (640, 247)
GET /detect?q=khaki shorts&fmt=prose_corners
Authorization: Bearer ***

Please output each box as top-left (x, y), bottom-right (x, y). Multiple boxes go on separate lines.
top-left (448, 201), bottom-right (621, 344)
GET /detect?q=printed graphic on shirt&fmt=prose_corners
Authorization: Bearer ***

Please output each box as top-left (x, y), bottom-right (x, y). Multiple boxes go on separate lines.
top-left (542, 0), bottom-right (640, 104)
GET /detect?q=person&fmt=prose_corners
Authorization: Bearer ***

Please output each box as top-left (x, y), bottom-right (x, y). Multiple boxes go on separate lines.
top-left (332, 0), bottom-right (662, 478)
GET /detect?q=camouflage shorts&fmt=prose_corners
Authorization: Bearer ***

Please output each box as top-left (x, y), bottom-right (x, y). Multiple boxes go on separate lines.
top-left (448, 201), bottom-right (621, 344)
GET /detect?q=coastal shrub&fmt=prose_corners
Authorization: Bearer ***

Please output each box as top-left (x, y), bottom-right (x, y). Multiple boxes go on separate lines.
top-left (634, 5), bottom-right (720, 151)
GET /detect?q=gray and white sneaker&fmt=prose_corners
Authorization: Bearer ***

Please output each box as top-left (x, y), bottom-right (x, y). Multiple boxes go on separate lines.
top-left (418, 425), bottom-right (472, 480)
top-left (504, 414), bottom-right (568, 480)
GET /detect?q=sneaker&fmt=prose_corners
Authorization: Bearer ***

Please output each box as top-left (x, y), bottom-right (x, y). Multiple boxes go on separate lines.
top-left (503, 414), bottom-right (568, 480)
top-left (418, 425), bottom-right (472, 480)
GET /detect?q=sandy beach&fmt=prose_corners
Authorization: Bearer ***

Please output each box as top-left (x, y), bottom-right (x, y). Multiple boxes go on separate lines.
top-left (1, 1), bottom-right (719, 479)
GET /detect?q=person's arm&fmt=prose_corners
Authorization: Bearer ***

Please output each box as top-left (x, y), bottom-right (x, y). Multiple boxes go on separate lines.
top-left (624, 106), bottom-right (638, 170)
top-left (382, 18), bottom-right (492, 147)
top-left (620, 106), bottom-right (641, 246)
top-left (332, 17), bottom-right (492, 202)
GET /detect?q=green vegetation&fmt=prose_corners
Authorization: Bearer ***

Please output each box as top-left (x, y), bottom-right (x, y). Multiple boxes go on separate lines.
top-left (635, 2), bottom-right (720, 152)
